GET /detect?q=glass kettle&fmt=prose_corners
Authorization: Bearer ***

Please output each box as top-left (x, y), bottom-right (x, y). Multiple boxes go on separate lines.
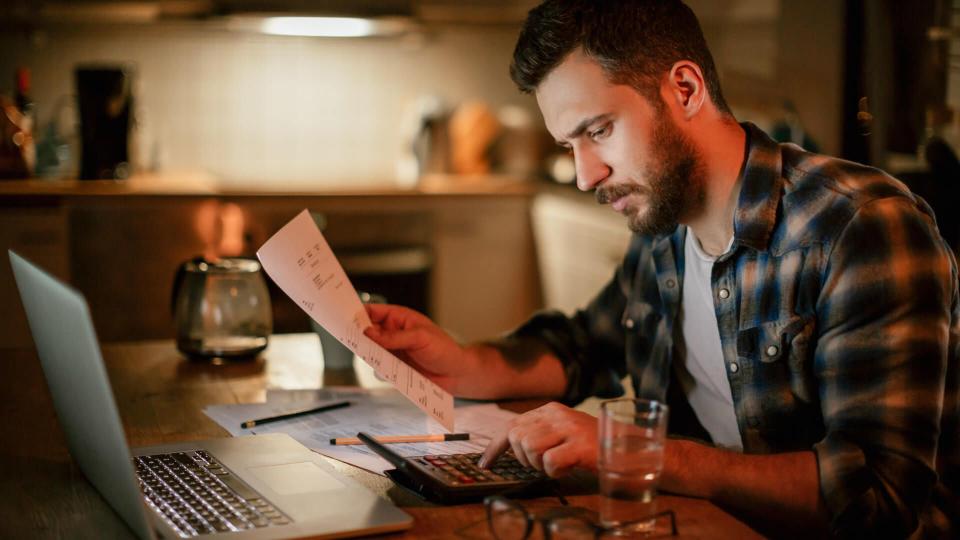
top-left (171, 257), bottom-right (272, 361)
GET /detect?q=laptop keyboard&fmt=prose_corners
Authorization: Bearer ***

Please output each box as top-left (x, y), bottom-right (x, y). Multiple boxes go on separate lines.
top-left (134, 450), bottom-right (291, 537)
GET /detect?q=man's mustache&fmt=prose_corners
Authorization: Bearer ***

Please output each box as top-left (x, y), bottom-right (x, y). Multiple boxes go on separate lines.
top-left (596, 183), bottom-right (648, 205)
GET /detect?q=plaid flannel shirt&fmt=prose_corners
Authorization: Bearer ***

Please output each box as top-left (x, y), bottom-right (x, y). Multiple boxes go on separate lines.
top-left (511, 123), bottom-right (959, 538)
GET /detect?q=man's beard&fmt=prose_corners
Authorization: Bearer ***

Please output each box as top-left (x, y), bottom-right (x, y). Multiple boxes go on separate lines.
top-left (596, 115), bottom-right (705, 235)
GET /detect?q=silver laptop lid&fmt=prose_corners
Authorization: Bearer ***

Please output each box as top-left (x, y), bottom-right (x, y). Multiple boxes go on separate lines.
top-left (9, 250), bottom-right (154, 539)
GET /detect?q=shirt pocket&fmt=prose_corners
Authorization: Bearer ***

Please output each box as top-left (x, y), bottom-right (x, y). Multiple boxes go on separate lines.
top-left (738, 314), bottom-right (818, 402)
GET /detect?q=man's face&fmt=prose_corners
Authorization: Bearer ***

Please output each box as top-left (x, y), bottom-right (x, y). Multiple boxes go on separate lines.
top-left (536, 50), bottom-right (704, 235)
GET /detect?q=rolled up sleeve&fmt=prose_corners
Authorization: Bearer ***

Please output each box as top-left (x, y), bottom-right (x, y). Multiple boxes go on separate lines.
top-left (506, 236), bottom-right (650, 405)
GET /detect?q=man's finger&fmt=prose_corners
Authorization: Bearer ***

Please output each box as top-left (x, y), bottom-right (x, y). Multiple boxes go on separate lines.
top-left (507, 429), bottom-right (532, 468)
top-left (541, 443), bottom-right (579, 478)
top-left (364, 303), bottom-right (391, 323)
top-left (519, 431), bottom-right (564, 472)
top-left (365, 303), bottom-right (415, 330)
top-left (478, 432), bottom-right (510, 469)
top-left (524, 439), bottom-right (544, 471)
top-left (366, 303), bottom-right (428, 326)
top-left (364, 328), bottom-right (427, 351)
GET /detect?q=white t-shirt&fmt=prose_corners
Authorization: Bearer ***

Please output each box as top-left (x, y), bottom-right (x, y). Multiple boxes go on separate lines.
top-left (674, 227), bottom-right (744, 451)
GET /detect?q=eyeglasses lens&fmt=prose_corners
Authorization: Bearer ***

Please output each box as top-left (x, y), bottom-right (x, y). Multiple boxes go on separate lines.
top-left (547, 516), bottom-right (597, 540)
top-left (489, 499), bottom-right (531, 540)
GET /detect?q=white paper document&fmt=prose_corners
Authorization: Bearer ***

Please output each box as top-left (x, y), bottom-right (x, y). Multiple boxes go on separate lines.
top-left (256, 209), bottom-right (455, 430)
top-left (203, 389), bottom-right (517, 475)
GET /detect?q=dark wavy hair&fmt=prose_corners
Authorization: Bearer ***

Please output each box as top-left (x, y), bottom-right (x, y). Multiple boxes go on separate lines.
top-left (510, 0), bottom-right (731, 114)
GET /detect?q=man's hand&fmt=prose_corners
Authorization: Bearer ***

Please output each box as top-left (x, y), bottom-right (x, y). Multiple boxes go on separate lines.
top-left (363, 304), bottom-right (470, 393)
top-left (364, 304), bottom-right (568, 400)
top-left (478, 402), bottom-right (598, 477)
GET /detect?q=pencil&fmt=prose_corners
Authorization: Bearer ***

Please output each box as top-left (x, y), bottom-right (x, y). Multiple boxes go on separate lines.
top-left (241, 400), bottom-right (351, 429)
top-left (330, 433), bottom-right (470, 445)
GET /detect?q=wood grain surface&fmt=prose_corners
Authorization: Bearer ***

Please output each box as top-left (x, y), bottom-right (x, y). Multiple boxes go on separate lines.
top-left (0, 333), bottom-right (762, 539)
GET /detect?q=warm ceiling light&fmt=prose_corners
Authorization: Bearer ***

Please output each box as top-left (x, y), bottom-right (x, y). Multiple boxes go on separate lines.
top-left (260, 17), bottom-right (375, 37)
top-left (223, 15), bottom-right (415, 38)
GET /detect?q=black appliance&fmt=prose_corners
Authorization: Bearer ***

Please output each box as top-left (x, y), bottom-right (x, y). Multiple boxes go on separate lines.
top-left (75, 66), bottom-right (133, 180)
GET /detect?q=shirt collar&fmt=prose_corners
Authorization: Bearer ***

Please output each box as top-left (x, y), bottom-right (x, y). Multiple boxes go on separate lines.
top-left (732, 122), bottom-right (783, 252)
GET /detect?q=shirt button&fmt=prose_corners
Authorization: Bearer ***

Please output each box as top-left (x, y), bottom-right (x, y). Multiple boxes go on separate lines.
top-left (666, 279), bottom-right (676, 289)
top-left (766, 345), bottom-right (779, 357)
top-left (718, 288), bottom-right (730, 299)
top-left (729, 362), bottom-right (739, 373)
top-left (624, 319), bottom-right (635, 329)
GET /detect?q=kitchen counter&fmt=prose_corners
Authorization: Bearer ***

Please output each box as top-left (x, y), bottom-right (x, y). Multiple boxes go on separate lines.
top-left (0, 172), bottom-right (537, 199)
top-left (1, 171), bottom-right (543, 349)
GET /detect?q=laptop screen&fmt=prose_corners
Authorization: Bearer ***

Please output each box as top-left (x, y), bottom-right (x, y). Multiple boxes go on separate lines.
top-left (9, 250), bottom-right (154, 539)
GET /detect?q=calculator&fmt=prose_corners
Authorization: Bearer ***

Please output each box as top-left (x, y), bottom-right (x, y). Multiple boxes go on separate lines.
top-left (357, 432), bottom-right (548, 504)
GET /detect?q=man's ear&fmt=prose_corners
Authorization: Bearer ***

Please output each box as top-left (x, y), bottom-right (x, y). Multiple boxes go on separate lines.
top-left (665, 61), bottom-right (706, 119)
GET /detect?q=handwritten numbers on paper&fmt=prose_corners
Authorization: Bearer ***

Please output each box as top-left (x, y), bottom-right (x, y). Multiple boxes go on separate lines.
top-left (364, 349), bottom-right (384, 371)
top-left (344, 326), bottom-right (361, 350)
top-left (312, 272), bottom-right (335, 292)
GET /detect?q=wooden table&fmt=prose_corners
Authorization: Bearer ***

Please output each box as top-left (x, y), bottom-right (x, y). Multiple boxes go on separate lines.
top-left (0, 333), bottom-right (762, 539)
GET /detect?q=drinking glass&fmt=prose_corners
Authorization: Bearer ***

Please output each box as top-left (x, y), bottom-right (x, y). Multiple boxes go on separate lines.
top-left (598, 398), bottom-right (669, 534)
top-left (310, 291), bottom-right (386, 370)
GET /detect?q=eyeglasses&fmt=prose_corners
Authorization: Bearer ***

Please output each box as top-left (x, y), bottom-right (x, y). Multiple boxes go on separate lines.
top-left (483, 496), bottom-right (677, 539)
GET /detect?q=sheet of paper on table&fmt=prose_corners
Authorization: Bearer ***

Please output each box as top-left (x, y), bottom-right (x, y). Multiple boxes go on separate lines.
top-left (203, 388), bottom-right (517, 475)
top-left (256, 209), bottom-right (455, 430)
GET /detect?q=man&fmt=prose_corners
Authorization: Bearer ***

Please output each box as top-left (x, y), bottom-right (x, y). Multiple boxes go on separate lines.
top-left (364, 1), bottom-right (959, 537)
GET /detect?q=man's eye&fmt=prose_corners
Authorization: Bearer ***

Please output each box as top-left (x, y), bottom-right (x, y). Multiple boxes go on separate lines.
top-left (589, 124), bottom-right (611, 140)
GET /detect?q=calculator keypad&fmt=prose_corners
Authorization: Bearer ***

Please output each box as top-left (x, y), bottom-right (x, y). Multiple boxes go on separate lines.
top-left (412, 452), bottom-right (546, 487)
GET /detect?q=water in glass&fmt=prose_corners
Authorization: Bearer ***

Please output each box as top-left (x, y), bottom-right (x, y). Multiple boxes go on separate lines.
top-left (598, 435), bottom-right (665, 532)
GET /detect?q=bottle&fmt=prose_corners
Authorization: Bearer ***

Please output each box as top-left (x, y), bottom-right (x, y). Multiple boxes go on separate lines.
top-left (13, 67), bottom-right (36, 175)
top-left (14, 68), bottom-right (34, 127)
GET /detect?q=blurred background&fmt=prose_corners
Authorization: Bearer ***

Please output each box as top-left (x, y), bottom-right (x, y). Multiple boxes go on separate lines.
top-left (2, 0), bottom-right (959, 351)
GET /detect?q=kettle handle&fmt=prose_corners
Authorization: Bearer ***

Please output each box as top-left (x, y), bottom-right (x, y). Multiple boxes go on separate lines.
top-left (171, 256), bottom-right (208, 316)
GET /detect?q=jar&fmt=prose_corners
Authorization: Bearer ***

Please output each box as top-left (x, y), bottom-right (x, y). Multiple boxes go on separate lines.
top-left (172, 257), bottom-right (272, 361)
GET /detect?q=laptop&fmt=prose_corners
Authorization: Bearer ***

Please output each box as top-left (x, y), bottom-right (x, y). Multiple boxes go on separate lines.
top-left (9, 250), bottom-right (413, 539)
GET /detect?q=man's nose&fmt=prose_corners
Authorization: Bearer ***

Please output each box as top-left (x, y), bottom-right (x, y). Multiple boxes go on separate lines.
top-left (574, 149), bottom-right (611, 192)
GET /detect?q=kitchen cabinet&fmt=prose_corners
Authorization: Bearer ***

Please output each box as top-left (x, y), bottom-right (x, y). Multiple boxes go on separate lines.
top-left (0, 202), bottom-right (69, 348)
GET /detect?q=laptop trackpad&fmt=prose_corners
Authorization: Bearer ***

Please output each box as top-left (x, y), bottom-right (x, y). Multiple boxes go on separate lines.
top-left (248, 462), bottom-right (345, 495)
